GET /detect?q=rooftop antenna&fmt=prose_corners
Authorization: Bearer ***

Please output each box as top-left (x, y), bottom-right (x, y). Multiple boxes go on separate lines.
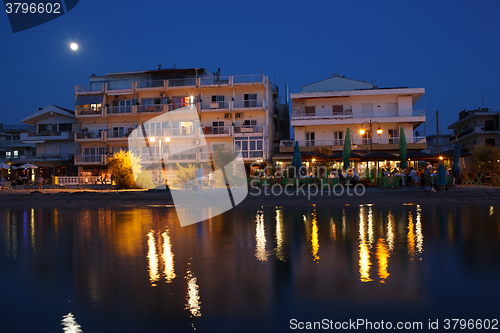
top-left (173, 62), bottom-right (176, 69)
top-left (482, 90), bottom-right (484, 108)
top-left (157, 64), bottom-right (162, 70)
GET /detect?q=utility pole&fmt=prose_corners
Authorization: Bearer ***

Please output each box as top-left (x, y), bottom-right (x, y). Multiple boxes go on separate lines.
top-left (436, 110), bottom-right (439, 154)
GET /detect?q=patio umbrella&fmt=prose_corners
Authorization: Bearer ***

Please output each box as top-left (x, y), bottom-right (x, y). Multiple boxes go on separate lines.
top-left (0, 163), bottom-right (10, 169)
top-left (291, 141), bottom-right (302, 178)
top-left (342, 128), bottom-right (351, 170)
top-left (19, 163), bottom-right (38, 169)
top-left (452, 140), bottom-right (461, 185)
top-left (360, 151), bottom-right (399, 161)
top-left (327, 151), bottom-right (362, 160)
top-left (399, 127), bottom-right (407, 185)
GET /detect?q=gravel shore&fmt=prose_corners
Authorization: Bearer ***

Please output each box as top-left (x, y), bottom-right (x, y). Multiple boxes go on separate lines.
top-left (0, 185), bottom-right (499, 208)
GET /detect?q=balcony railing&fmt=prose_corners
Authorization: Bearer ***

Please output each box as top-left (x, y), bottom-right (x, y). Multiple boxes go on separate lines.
top-left (76, 83), bottom-right (104, 92)
top-left (75, 154), bottom-right (107, 164)
top-left (234, 125), bottom-right (265, 134)
top-left (36, 154), bottom-right (72, 161)
top-left (200, 101), bottom-right (230, 110)
top-left (234, 100), bottom-right (264, 109)
top-left (280, 137), bottom-right (426, 147)
top-left (168, 78), bottom-right (196, 87)
top-left (200, 76), bottom-right (230, 86)
top-left (107, 81), bottom-right (133, 91)
top-left (292, 109), bottom-right (425, 120)
top-left (137, 80), bottom-right (164, 89)
top-left (107, 129), bottom-right (133, 139)
top-left (233, 74), bottom-right (264, 85)
top-left (203, 126), bottom-right (232, 135)
top-left (75, 131), bottom-right (103, 140)
top-left (107, 106), bottom-right (133, 115)
top-left (137, 104), bottom-right (165, 113)
top-left (169, 127), bottom-right (198, 136)
top-left (168, 153), bottom-right (197, 161)
top-left (76, 107), bottom-right (102, 116)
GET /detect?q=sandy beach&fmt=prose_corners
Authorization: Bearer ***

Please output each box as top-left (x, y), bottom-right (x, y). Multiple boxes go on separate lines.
top-left (0, 185), bottom-right (499, 208)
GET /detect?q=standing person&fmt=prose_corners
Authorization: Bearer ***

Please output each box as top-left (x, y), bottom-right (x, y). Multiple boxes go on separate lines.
top-left (37, 174), bottom-right (43, 190)
top-left (196, 164), bottom-right (204, 192)
top-left (436, 161), bottom-right (446, 191)
top-left (352, 168), bottom-right (358, 185)
top-left (208, 171), bottom-right (214, 188)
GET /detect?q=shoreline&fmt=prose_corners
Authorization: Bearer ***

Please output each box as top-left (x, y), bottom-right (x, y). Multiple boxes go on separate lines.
top-left (0, 185), bottom-right (499, 208)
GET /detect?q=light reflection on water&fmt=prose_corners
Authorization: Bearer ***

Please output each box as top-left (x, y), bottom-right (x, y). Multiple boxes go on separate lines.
top-left (0, 204), bottom-right (499, 332)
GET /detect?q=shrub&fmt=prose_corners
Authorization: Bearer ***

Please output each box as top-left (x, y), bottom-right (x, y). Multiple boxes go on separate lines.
top-left (107, 150), bottom-right (142, 189)
top-left (170, 163), bottom-right (196, 188)
top-left (470, 145), bottom-right (500, 175)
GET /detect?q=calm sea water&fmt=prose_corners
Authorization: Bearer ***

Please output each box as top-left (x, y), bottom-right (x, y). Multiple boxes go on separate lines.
top-left (0, 204), bottom-right (499, 332)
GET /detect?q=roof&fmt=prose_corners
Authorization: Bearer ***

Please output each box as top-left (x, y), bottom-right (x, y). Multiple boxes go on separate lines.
top-left (301, 76), bottom-right (375, 93)
top-left (21, 105), bottom-right (75, 125)
top-left (447, 109), bottom-right (500, 129)
top-left (104, 68), bottom-right (213, 77)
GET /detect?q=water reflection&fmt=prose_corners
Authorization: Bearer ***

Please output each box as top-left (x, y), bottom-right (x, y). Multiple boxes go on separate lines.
top-left (147, 231), bottom-right (160, 286)
top-left (0, 205), bottom-right (499, 332)
top-left (255, 209), bottom-right (268, 262)
top-left (162, 230), bottom-right (176, 283)
top-left (61, 313), bottom-right (83, 333)
top-left (185, 267), bottom-right (202, 317)
top-left (275, 207), bottom-right (284, 261)
top-left (311, 210), bottom-right (320, 262)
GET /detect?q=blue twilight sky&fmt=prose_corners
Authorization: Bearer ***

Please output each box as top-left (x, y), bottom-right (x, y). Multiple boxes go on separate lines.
top-left (1, 0), bottom-right (499, 135)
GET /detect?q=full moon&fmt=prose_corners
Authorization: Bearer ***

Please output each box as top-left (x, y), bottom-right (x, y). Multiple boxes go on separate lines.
top-left (70, 43), bottom-right (78, 51)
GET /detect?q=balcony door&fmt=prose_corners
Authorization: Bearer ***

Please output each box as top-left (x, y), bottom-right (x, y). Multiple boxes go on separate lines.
top-left (306, 132), bottom-right (315, 146)
top-left (244, 94), bottom-right (257, 107)
top-left (388, 129), bottom-right (399, 144)
top-left (333, 131), bottom-right (343, 145)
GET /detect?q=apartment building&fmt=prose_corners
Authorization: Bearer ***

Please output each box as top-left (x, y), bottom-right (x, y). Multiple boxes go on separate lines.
top-left (281, 75), bottom-right (426, 154)
top-left (0, 123), bottom-right (36, 163)
top-left (20, 105), bottom-right (78, 176)
top-left (74, 68), bottom-right (280, 174)
top-left (447, 107), bottom-right (500, 150)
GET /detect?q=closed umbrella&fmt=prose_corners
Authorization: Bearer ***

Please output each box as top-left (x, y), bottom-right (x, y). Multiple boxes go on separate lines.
top-left (342, 128), bottom-right (351, 171)
top-left (399, 127), bottom-right (407, 186)
top-left (291, 141), bottom-right (302, 178)
top-left (452, 140), bottom-right (461, 185)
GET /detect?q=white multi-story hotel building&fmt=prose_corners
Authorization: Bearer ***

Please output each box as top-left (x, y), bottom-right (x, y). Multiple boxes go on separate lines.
top-left (281, 75), bottom-right (426, 154)
top-left (74, 68), bottom-right (280, 174)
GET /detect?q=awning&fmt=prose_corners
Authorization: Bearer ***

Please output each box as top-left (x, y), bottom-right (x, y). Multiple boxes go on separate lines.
top-left (75, 94), bottom-right (103, 105)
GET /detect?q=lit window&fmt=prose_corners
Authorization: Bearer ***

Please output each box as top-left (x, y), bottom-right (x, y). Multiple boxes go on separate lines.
top-left (14, 151), bottom-right (18, 157)
top-left (6, 151), bottom-right (11, 158)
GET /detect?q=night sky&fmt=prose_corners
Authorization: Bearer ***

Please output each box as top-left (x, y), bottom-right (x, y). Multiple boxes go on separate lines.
top-left (1, 0), bottom-right (499, 135)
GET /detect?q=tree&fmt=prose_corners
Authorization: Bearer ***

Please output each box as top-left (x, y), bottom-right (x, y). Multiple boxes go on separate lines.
top-left (470, 144), bottom-right (500, 175)
top-left (170, 163), bottom-right (196, 188)
top-left (107, 150), bottom-right (142, 189)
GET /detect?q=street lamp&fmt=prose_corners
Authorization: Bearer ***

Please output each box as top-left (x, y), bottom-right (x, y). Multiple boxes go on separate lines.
top-left (150, 136), bottom-right (171, 186)
top-left (359, 120), bottom-right (382, 152)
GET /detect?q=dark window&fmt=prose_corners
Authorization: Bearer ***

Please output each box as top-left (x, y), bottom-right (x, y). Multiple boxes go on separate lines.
top-left (332, 105), bottom-right (343, 114)
top-left (59, 123), bottom-right (72, 132)
top-left (485, 138), bottom-right (496, 146)
top-left (305, 106), bottom-right (315, 115)
top-left (484, 120), bottom-right (495, 131)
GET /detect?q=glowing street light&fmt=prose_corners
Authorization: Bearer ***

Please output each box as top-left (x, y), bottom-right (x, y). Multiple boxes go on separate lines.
top-left (360, 120), bottom-right (383, 152)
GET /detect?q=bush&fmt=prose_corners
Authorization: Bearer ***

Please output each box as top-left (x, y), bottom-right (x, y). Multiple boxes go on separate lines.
top-left (107, 150), bottom-right (142, 189)
top-left (170, 163), bottom-right (196, 188)
top-left (470, 145), bottom-right (500, 175)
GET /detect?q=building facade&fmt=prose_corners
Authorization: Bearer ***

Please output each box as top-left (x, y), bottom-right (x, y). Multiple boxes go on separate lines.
top-left (20, 105), bottom-right (78, 176)
top-left (0, 123), bottom-right (36, 164)
top-left (74, 68), bottom-right (280, 174)
top-left (423, 134), bottom-right (453, 154)
top-left (281, 76), bottom-right (426, 154)
top-left (447, 108), bottom-right (500, 150)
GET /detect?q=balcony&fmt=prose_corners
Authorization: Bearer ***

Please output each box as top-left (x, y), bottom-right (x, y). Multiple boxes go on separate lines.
top-left (106, 106), bottom-right (134, 116)
top-left (234, 100), bottom-right (264, 109)
top-left (168, 127), bottom-right (200, 137)
top-left (168, 153), bottom-right (197, 162)
top-left (21, 131), bottom-right (71, 141)
top-left (291, 109), bottom-right (425, 121)
top-left (202, 126), bottom-right (232, 137)
top-left (137, 104), bottom-right (165, 114)
top-left (75, 131), bottom-right (103, 142)
top-left (233, 125), bottom-right (266, 135)
top-left (279, 137), bottom-right (427, 152)
top-left (76, 107), bottom-right (103, 117)
top-left (449, 126), bottom-right (500, 141)
top-left (233, 74), bottom-right (264, 85)
top-left (75, 154), bottom-right (107, 165)
top-left (76, 83), bottom-right (104, 93)
top-left (35, 154), bottom-right (72, 161)
top-left (168, 78), bottom-right (196, 88)
top-left (200, 101), bottom-right (230, 111)
top-left (200, 76), bottom-right (230, 86)
top-left (107, 129), bottom-right (134, 140)
top-left (137, 80), bottom-right (165, 89)
top-left (106, 81), bottom-right (133, 92)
